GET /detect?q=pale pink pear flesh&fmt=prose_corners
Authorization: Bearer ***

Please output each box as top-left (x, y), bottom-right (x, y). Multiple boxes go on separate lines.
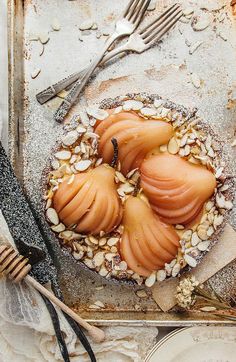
top-left (94, 112), bottom-right (174, 175)
top-left (53, 164), bottom-right (122, 235)
top-left (120, 196), bottom-right (180, 277)
top-left (140, 153), bottom-right (216, 225)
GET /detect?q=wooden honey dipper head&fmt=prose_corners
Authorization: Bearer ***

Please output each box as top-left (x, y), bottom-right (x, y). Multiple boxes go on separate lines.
top-left (0, 244), bottom-right (31, 283)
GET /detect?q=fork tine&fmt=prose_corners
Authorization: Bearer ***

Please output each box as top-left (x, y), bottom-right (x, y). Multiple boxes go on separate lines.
top-left (142, 6), bottom-right (182, 42)
top-left (123, 0), bottom-right (137, 18)
top-left (127, 0), bottom-right (146, 22)
top-left (145, 10), bottom-right (183, 47)
top-left (133, 0), bottom-right (151, 27)
top-left (139, 3), bottom-right (180, 36)
top-left (125, 0), bottom-right (140, 20)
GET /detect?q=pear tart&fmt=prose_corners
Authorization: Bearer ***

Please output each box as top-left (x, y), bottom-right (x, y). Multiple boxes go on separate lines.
top-left (44, 94), bottom-right (233, 287)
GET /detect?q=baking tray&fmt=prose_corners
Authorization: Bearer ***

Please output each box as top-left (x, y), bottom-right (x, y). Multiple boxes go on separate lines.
top-left (7, 0), bottom-right (236, 326)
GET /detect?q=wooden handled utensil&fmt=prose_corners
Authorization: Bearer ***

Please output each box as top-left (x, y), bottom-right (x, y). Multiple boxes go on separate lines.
top-left (0, 244), bottom-right (105, 343)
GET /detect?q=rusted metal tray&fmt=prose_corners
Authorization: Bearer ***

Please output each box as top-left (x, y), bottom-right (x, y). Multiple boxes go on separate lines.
top-left (7, 0), bottom-right (236, 326)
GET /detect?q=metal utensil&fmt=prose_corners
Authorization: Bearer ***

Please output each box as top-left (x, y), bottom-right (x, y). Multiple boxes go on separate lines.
top-left (36, 3), bottom-right (182, 105)
top-left (54, 0), bottom-right (151, 122)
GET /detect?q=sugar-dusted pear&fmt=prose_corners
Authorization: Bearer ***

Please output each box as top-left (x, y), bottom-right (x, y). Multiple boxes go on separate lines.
top-left (140, 154), bottom-right (216, 225)
top-left (120, 196), bottom-right (180, 277)
top-left (94, 111), bottom-right (173, 175)
top-left (53, 164), bottom-right (122, 235)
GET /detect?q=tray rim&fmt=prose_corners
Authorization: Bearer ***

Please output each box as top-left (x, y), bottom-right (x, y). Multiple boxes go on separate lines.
top-left (7, 0), bottom-right (236, 327)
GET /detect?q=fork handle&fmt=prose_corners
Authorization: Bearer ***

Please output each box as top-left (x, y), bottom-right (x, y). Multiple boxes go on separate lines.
top-left (36, 42), bottom-right (130, 105)
top-left (54, 33), bottom-right (121, 123)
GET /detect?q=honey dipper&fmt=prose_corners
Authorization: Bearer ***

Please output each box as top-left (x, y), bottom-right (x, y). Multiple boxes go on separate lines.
top-left (0, 244), bottom-right (105, 343)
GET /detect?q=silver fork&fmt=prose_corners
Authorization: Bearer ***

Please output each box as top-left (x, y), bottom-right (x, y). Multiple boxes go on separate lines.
top-left (54, 0), bottom-right (151, 123)
top-left (37, 4), bottom-right (182, 106)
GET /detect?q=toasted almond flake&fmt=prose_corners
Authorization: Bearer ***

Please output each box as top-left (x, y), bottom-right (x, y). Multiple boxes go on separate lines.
top-left (231, 139), bottom-right (236, 147)
top-left (191, 232), bottom-right (201, 246)
top-left (160, 108), bottom-right (170, 117)
top-left (88, 236), bottom-right (98, 245)
top-left (51, 18), bottom-right (61, 31)
top-left (51, 223), bottom-right (65, 233)
top-left (145, 272), bottom-right (156, 287)
top-left (50, 179), bottom-right (58, 187)
top-left (136, 290), bottom-right (148, 298)
top-left (79, 20), bottom-right (94, 30)
top-left (99, 266), bottom-right (109, 277)
top-left (74, 159), bottom-right (92, 171)
top-left (122, 100), bottom-right (143, 111)
top-left (154, 99), bottom-right (164, 108)
top-left (105, 253), bottom-right (115, 262)
top-left (197, 228), bottom-right (208, 241)
top-left (59, 230), bottom-right (73, 240)
top-left (200, 306), bottom-right (217, 312)
top-left (156, 269), bottom-right (166, 282)
top-left (219, 184), bottom-right (229, 192)
top-left (46, 208), bottom-right (59, 225)
top-left (45, 198), bottom-right (52, 210)
top-left (190, 73), bottom-right (201, 88)
top-left (89, 304), bottom-right (101, 309)
top-left (94, 252), bottom-right (105, 267)
top-left (182, 230), bottom-right (192, 241)
top-left (197, 240), bottom-right (210, 251)
top-left (73, 250), bottom-right (84, 260)
top-left (84, 258), bottom-right (95, 269)
top-left (207, 212), bottom-right (214, 225)
top-left (192, 16), bottom-right (210, 31)
top-left (115, 171), bottom-right (126, 183)
top-left (207, 148), bottom-right (215, 158)
top-left (107, 237), bottom-right (119, 247)
top-left (216, 193), bottom-right (225, 208)
top-left (175, 224), bottom-right (184, 230)
top-left (184, 254), bottom-right (197, 267)
top-left (213, 214), bottom-right (223, 229)
top-left (114, 106), bottom-right (123, 114)
top-left (224, 200), bottom-right (233, 210)
top-left (189, 41), bottom-right (203, 55)
top-left (207, 226), bottom-right (214, 237)
top-left (188, 156), bottom-right (200, 164)
top-left (94, 300), bottom-right (105, 308)
top-left (110, 246), bottom-right (118, 253)
top-left (99, 237), bottom-right (107, 246)
top-left (62, 130), bottom-right (78, 146)
top-left (180, 17), bottom-right (190, 24)
top-left (172, 263), bottom-right (181, 277)
top-left (51, 159), bottom-right (60, 170)
top-left (205, 200), bottom-right (214, 211)
top-left (180, 134), bottom-right (188, 147)
top-left (140, 107), bottom-right (156, 117)
top-left (159, 144), bottom-right (168, 152)
top-left (118, 261), bottom-right (127, 271)
top-left (86, 107), bottom-right (108, 120)
top-left (55, 150), bottom-right (71, 160)
top-left (95, 158), bottom-right (103, 166)
top-left (39, 32), bottom-right (49, 44)
top-left (118, 183), bottom-right (134, 195)
top-left (184, 145), bottom-right (191, 156)
top-left (168, 137), bottom-right (179, 154)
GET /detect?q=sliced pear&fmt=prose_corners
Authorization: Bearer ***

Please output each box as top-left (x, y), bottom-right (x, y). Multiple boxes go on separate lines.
top-left (96, 116), bottom-right (173, 174)
top-left (120, 196), bottom-right (180, 275)
top-left (120, 231), bottom-right (152, 277)
top-left (53, 165), bottom-right (122, 234)
top-left (140, 154), bottom-right (216, 225)
top-left (95, 111), bottom-right (141, 136)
